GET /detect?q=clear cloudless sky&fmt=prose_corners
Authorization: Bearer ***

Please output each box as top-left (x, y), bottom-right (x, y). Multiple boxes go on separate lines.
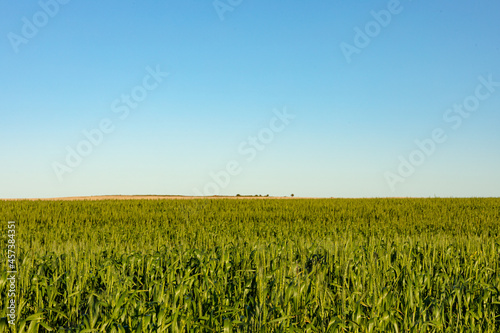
top-left (1, 0), bottom-right (499, 198)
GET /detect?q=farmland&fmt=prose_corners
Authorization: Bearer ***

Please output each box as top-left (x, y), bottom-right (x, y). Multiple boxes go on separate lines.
top-left (1, 198), bottom-right (500, 332)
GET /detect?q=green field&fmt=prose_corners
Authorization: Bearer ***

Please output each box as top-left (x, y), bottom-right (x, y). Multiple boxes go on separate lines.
top-left (1, 198), bottom-right (500, 332)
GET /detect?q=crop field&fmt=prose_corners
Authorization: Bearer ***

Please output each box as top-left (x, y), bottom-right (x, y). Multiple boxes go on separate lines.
top-left (1, 198), bottom-right (500, 332)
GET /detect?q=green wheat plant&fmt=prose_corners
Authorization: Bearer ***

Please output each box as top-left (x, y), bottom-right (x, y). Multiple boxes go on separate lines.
top-left (0, 198), bottom-right (499, 332)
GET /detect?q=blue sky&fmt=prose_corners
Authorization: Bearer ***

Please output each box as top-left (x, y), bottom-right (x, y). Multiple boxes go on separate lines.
top-left (1, 0), bottom-right (499, 198)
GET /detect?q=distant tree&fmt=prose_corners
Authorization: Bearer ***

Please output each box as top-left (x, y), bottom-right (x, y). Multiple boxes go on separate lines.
top-left (291, 194), bottom-right (295, 197)
top-left (236, 194), bottom-right (241, 197)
